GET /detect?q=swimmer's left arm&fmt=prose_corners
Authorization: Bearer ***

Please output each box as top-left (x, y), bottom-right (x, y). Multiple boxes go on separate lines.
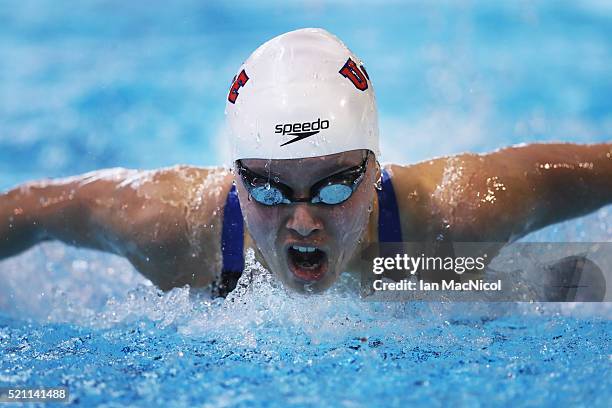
top-left (390, 143), bottom-right (612, 242)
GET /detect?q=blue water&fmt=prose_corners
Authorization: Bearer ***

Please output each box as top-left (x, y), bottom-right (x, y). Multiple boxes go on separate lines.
top-left (1, 0), bottom-right (611, 406)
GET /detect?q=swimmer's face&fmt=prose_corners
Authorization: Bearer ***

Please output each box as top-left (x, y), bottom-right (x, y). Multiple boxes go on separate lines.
top-left (235, 150), bottom-right (378, 293)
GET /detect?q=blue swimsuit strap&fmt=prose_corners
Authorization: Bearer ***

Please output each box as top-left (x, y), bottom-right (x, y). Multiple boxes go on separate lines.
top-left (217, 169), bottom-right (402, 296)
top-left (376, 168), bottom-right (403, 243)
top-left (216, 183), bottom-right (244, 297)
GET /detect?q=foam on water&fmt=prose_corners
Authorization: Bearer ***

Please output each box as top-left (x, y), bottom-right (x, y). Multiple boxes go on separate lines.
top-left (1, 245), bottom-right (611, 406)
top-left (2, 238), bottom-right (611, 337)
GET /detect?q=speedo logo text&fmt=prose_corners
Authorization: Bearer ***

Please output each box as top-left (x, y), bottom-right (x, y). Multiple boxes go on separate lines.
top-left (275, 118), bottom-right (330, 146)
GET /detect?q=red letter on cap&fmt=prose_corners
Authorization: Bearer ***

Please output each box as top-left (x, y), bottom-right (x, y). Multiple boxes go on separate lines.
top-left (339, 58), bottom-right (368, 91)
top-left (228, 70), bottom-right (250, 104)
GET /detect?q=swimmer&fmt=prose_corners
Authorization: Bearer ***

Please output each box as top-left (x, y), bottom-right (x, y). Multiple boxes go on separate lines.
top-left (1, 28), bottom-right (611, 296)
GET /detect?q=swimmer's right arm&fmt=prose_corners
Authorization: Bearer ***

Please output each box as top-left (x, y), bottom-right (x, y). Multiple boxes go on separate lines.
top-left (0, 166), bottom-right (234, 289)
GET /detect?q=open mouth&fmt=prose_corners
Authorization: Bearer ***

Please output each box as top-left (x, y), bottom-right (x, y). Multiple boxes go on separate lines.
top-left (287, 245), bottom-right (328, 282)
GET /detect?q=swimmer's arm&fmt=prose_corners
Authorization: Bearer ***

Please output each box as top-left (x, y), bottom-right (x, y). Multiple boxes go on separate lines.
top-left (391, 143), bottom-right (612, 242)
top-left (0, 166), bottom-right (234, 289)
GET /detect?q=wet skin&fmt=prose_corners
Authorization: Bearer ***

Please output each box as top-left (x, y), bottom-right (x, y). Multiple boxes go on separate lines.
top-left (1, 143), bottom-right (611, 292)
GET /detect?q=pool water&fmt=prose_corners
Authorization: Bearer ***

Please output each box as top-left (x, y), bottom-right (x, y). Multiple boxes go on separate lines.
top-left (1, 1), bottom-right (611, 406)
top-left (2, 252), bottom-right (611, 407)
top-left (2, 256), bottom-right (611, 407)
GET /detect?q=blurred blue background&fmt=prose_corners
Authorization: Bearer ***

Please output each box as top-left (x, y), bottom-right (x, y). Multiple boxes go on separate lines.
top-left (1, 0), bottom-right (611, 191)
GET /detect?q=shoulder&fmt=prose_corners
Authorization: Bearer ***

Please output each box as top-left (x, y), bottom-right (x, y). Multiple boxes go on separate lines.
top-left (383, 153), bottom-right (490, 203)
top-left (379, 156), bottom-right (481, 240)
top-left (380, 159), bottom-right (450, 213)
top-left (75, 164), bottom-right (236, 244)
top-left (108, 165), bottom-right (235, 204)
top-left (135, 164), bottom-right (233, 191)
top-left (378, 161), bottom-right (436, 240)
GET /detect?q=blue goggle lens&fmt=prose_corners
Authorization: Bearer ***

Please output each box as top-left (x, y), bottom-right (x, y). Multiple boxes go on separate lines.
top-left (250, 186), bottom-right (287, 206)
top-left (316, 184), bottom-right (353, 205)
top-left (250, 183), bottom-right (354, 206)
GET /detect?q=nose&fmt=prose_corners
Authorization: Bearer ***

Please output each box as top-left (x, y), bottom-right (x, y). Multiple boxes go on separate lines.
top-left (286, 205), bottom-right (323, 237)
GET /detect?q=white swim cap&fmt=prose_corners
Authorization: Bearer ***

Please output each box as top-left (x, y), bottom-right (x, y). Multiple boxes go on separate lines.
top-left (225, 28), bottom-right (380, 161)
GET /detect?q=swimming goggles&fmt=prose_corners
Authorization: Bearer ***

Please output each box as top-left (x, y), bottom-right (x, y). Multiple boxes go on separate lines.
top-left (236, 154), bottom-right (369, 206)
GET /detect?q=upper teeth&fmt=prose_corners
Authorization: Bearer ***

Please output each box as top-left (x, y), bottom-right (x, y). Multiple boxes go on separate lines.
top-left (292, 245), bottom-right (316, 253)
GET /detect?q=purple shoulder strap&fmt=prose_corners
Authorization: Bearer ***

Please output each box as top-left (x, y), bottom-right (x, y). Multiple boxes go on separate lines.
top-left (376, 169), bottom-right (403, 242)
top-left (216, 184), bottom-right (244, 297)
